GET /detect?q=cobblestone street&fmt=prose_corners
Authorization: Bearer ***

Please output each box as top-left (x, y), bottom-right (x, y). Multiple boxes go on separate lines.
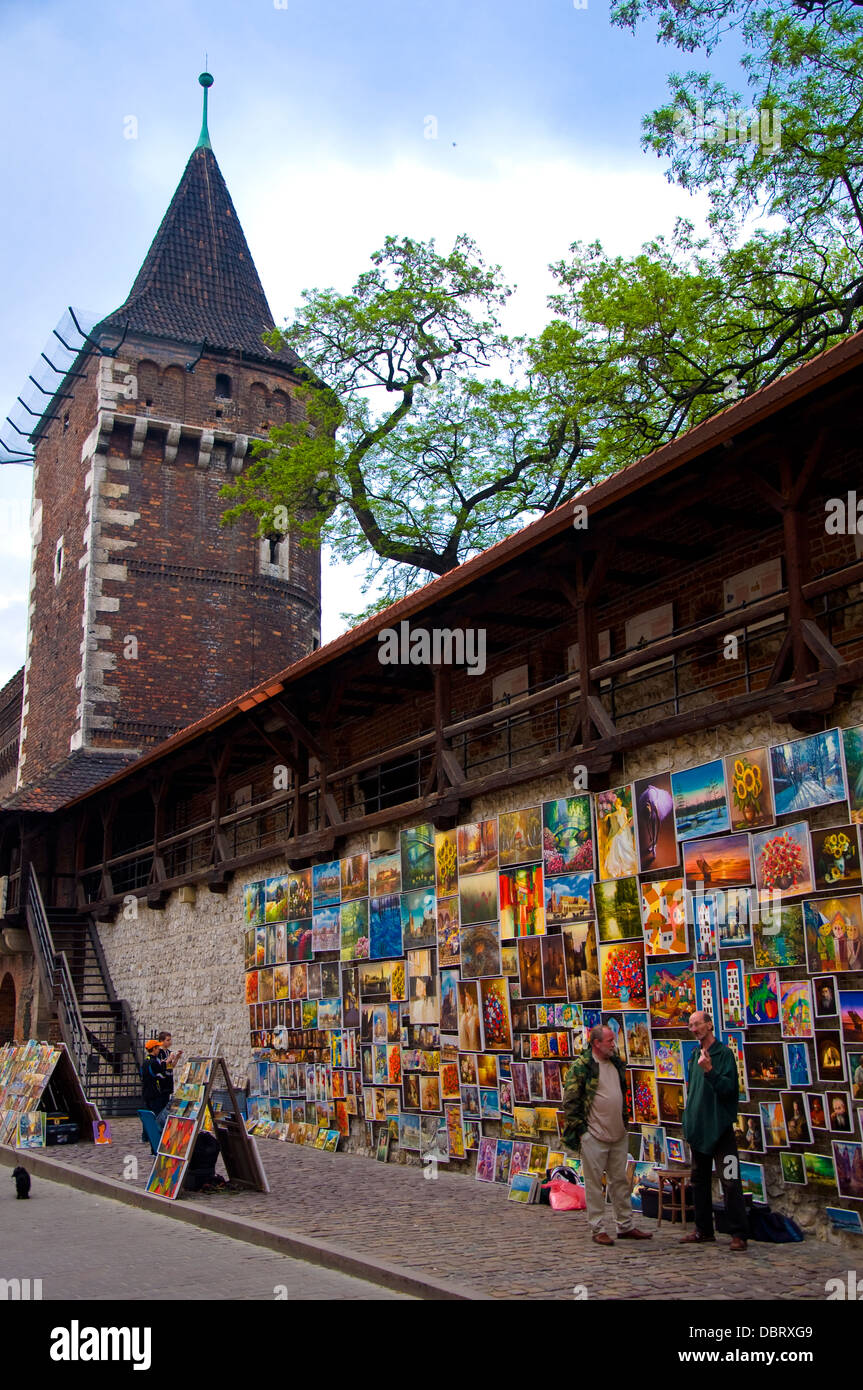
top-left (8, 1120), bottom-right (857, 1301)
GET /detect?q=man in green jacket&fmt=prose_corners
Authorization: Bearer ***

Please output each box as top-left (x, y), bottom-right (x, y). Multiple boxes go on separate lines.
top-left (681, 1011), bottom-right (748, 1250)
top-left (562, 1024), bottom-right (652, 1245)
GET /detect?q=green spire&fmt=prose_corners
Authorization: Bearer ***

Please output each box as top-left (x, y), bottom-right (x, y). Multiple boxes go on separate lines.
top-left (196, 70), bottom-right (214, 150)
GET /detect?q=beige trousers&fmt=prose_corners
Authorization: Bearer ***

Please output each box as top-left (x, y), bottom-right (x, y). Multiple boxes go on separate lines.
top-left (580, 1131), bottom-right (634, 1234)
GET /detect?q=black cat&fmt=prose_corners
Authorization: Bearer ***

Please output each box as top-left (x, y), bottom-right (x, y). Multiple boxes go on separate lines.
top-left (12, 1166), bottom-right (31, 1199)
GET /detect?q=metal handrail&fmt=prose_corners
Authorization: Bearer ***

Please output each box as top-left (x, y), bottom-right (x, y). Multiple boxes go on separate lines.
top-left (25, 868), bottom-right (89, 1077)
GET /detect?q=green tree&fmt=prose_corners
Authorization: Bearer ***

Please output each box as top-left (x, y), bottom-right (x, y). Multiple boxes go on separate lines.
top-left (220, 235), bottom-right (588, 611)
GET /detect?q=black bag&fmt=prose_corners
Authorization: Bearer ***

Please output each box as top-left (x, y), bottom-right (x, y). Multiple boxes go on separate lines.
top-left (747, 1207), bottom-right (805, 1243)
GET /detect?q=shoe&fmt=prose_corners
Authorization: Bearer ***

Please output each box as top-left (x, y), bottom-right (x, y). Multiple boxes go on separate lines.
top-left (592, 1231), bottom-right (615, 1246)
top-left (729, 1236), bottom-right (748, 1252)
top-left (617, 1227), bottom-right (653, 1240)
top-left (679, 1230), bottom-right (716, 1244)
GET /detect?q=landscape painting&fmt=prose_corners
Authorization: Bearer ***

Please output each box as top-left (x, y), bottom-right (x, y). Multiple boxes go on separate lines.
top-left (670, 760), bottom-right (730, 842)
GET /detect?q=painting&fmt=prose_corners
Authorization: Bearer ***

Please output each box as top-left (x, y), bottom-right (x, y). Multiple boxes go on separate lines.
top-left (457, 980), bottom-right (482, 1051)
top-left (401, 888), bottom-right (438, 948)
top-left (369, 850), bottom-right (401, 899)
top-left (594, 876), bottom-right (642, 941)
top-left (439, 969), bottom-right (459, 1035)
top-left (692, 892), bottom-right (719, 963)
top-left (825, 1207), bottom-right (863, 1235)
top-left (540, 935), bottom-right (568, 998)
top-left (146, 1155), bottom-right (185, 1200)
top-left (739, 1161), bottom-right (767, 1204)
top-left (460, 923), bottom-right (502, 979)
top-left (312, 906), bottom-right (340, 954)
top-left (633, 771), bottom-right (678, 873)
top-left (401, 823), bottom-right (436, 891)
top-left (725, 747), bottom-right (773, 831)
top-left (340, 853), bottom-right (369, 902)
top-left (752, 901), bottom-right (806, 969)
top-left (407, 949), bottom-right (438, 1026)
top-left (544, 871), bottom-right (594, 926)
top-left (784, 1041), bottom-right (812, 1088)
top-left (445, 1104), bottom-right (465, 1159)
top-left (804, 894), bottom-right (863, 974)
top-left (265, 875), bottom-right (289, 924)
top-left (312, 860), bottom-right (341, 906)
top-left (671, 759), bottom-right (730, 842)
top-left (806, 1092), bottom-right (827, 1131)
top-left (693, 969), bottom-right (720, 1027)
top-left (744, 1041), bottom-right (787, 1089)
top-left (812, 824), bottom-right (861, 892)
top-left (517, 936), bottom-right (544, 1000)
top-left (744, 970), bottom-right (780, 1027)
top-left (595, 785), bottom-right (639, 880)
top-left (833, 1140), bottom-right (863, 1199)
top-left (622, 1011), bottom-right (653, 1068)
top-left (849, 1049), bottom-right (863, 1101)
top-left (657, 1081), bottom-right (685, 1126)
top-left (457, 820), bottom-right (498, 876)
top-left (807, 979), bottom-right (833, 1028)
top-left (816, 1029), bottom-right (846, 1083)
top-left (478, 978), bottom-right (511, 1050)
top-left (243, 880), bottom-right (265, 927)
top-left (653, 1036), bottom-right (684, 1082)
top-left (15, 1111), bottom-right (46, 1149)
top-left (499, 865), bottom-right (545, 937)
top-left (769, 727), bottom-right (845, 814)
top-left (779, 980), bottom-right (814, 1039)
top-left (752, 823), bottom-right (814, 898)
top-left (368, 894), bottom-right (403, 960)
top-left (733, 1113), bottom-right (765, 1153)
top-left (683, 834), bottom-right (752, 895)
top-left (495, 1139), bottom-right (514, 1184)
top-left (287, 869), bottom-right (312, 919)
top-left (630, 1069), bottom-right (659, 1124)
top-left (459, 870), bottom-right (499, 927)
top-left (562, 922), bottom-right (600, 1003)
top-left (476, 1135), bottom-right (497, 1182)
top-left (780, 1091), bottom-right (812, 1144)
top-left (842, 724), bottom-right (863, 824)
top-left (435, 829), bottom-right (458, 897)
top-left (542, 795), bottom-right (594, 875)
top-left (339, 899), bottom-right (369, 961)
top-left (436, 895), bottom-right (460, 968)
top-left (827, 1092), bottom-right (854, 1135)
top-left (803, 1151), bottom-right (836, 1190)
top-left (640, 878), bottom-right (688, 955)
top-left (499, 806), bottom-right (543, 867)
top-left (646, 958), bottom-right (695, 1028)
top-left (600, 940), bottom-right (647, 1011)
top-left (719, 888), bottom-right (752, 949)
top-left (780, 1151), bottom-right (807, 1185)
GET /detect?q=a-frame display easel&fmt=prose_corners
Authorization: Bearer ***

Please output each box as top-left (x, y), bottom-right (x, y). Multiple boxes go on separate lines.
top-left (145, 1055), bottom-right (268, 1200)
top-left (0, 1040), bottom-right (101, 1147)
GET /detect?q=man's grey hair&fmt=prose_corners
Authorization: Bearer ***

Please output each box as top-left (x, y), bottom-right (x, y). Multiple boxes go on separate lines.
top-left (589, 1023), bottom-right (611, 1045)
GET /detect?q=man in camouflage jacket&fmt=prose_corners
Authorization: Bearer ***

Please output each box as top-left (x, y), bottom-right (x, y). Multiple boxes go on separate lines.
top-left (561, 1024), bottom-right (651, 1245)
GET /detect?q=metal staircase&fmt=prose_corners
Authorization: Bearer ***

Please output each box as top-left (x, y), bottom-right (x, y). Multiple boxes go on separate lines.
top-left (25, 870), bottom-right (143, 1115)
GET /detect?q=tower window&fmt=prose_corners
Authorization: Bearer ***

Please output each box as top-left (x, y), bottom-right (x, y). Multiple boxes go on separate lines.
top-left (215, 373), bottom-right (232, 400)
top-left (54, 536), bottom-right (64, 585)
top-left (62, 412), bottom-right (70, 433)
top-left (259, 533), bottom-right (289, 579)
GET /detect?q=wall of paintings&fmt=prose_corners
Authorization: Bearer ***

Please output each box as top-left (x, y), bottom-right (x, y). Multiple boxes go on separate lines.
top-left (239, 722), bottom-right (863, 1234)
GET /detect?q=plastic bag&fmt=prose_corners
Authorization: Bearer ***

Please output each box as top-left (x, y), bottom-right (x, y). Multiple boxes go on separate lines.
top-left (549, 1175), bottom-right (587, 1211)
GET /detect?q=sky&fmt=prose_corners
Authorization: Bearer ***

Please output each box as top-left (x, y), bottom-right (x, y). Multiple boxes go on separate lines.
top-left (0, 0), bottom-right (743, 687)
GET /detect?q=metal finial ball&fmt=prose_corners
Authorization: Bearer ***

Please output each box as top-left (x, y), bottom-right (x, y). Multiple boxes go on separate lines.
top-left (199, 72), bottom-right (214, 88)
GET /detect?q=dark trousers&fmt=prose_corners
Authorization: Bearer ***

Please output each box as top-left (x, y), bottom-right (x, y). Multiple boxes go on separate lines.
top-left (690, 1127), bottom-right (749, 1238)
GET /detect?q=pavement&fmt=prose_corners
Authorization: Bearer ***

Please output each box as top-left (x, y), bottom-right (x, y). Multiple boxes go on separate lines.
top-left (2, 1121), bottom-right (857, 1301)
top-left (1, 1174), bottom-right (410, 1300)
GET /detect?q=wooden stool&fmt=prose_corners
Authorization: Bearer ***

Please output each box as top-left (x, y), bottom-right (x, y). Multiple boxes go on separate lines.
top-left (655, 1167), bottom-right (689, 1230)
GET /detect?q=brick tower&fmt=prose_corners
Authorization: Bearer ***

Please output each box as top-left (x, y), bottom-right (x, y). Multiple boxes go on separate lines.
top-left (15, 74), bottom-right (321, 796)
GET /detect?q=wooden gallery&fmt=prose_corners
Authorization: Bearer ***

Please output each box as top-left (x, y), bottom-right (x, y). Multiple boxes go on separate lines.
top-left (1, 123), bottom-right (863, 1238)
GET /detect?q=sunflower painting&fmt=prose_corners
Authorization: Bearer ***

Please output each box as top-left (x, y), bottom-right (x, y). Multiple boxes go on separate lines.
top-left (724, 747), bottom-right (773, 830)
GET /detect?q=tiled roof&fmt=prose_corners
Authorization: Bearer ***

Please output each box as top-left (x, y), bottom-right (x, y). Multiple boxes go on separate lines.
top-left (2, 750), bottom-right (140, 812)
top-left (96, 145), bottom-right (302, 370)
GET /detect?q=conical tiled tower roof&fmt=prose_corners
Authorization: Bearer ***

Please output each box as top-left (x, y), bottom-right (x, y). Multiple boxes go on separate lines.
top-left (98, 139), bottom-right (301, 369)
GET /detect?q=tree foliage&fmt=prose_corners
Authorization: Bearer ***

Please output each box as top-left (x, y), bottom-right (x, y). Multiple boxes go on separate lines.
top-left (222, 2), bottom-right (863, 616)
